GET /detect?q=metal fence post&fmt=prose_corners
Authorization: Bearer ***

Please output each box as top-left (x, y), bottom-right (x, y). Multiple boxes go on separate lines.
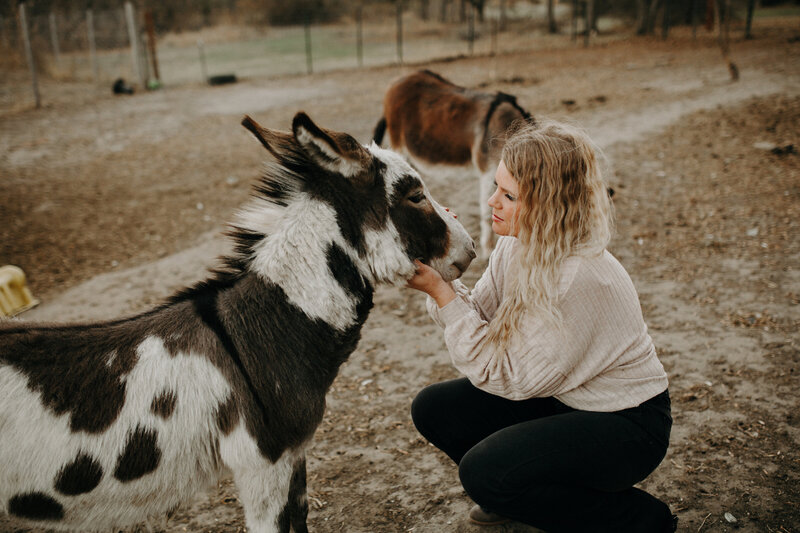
top-left (19, 1), bottom-right (41, 108)
top-left (356, 5), bottom-right (363, 68)
top-left (467, 3), bottom-right (475, 56)
top-left (584, 0), bottom-right (594, 47)
top-left (49, 11), bottom-right (60, 63)
top-left (490, 16), bottom-right (498, 56)
top-left (745, 0), bottom-right (755, 39)
top-left (571, 0), bottom-right (578, 42)
top-left (304, 19), bottom-right (313, 75)
top-left (0, 16), bottom-right (7, 48)
top-left (197, 39), bottom-right (208, 82)
top-left (396, 2), bottom-right (403, 65)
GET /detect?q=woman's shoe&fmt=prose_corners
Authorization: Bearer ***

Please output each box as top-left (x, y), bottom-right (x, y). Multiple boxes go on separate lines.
top-left (468, 505), bottom-right (511, 526)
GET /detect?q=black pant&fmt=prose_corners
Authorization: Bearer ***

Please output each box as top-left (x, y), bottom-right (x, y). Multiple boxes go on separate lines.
top-left (411, 378), bottom-right (673, 533)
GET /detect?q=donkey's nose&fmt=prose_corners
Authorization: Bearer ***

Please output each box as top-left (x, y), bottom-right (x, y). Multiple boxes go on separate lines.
top-left (454, 243), bottom-right (477, 274)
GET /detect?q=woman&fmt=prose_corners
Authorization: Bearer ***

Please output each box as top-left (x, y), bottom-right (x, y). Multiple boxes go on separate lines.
top-left (407, 120), bottom-right (676, 532)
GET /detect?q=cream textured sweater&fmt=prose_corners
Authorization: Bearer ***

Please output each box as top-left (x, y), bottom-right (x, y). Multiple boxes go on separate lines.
top-left (427, 236), bottom-right (668, 412)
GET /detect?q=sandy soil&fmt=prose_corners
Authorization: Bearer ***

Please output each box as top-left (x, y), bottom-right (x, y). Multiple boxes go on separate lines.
top-left (1, 19), bottom-right (799, 533)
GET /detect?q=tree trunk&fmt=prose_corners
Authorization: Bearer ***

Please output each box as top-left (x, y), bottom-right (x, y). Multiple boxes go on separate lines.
top-left (715, 0), bottom-right (739, 81)
top-left (635, 0), bottom-right (649, 35)
top-left (745, 0), bottom-right (756, 39)
top-left (440, 0), bottom-right (450, 23)
top-left (476, 0), bottom-right (485, 23)
top-left (547, 0), bottom-right (558, 33)
top-left (647, 0), bottom-right (661, 34)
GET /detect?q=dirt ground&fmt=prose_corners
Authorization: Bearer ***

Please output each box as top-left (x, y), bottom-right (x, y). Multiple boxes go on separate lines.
top-left (1, 18), bottom-right (798, 533)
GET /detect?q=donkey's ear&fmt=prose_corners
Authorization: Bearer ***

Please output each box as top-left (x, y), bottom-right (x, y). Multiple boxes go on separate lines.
top-left (292, 112), bottom-right (370, 181)
top-left (242, 115), bottom-right (295, 160)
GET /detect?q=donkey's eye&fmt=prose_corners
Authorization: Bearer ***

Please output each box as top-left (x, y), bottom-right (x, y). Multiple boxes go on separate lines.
top-left (408, 192), bottom-right (426, 204)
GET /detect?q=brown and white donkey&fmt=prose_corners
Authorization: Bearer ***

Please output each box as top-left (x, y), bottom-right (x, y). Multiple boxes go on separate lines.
top-left (374, 69), bottom-right (533, 259)
top-left (0, 112), bottom-right (475, 532)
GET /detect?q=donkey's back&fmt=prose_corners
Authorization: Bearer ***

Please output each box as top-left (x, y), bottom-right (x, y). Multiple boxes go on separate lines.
top-left (0, 303), bottom-right (235, 530)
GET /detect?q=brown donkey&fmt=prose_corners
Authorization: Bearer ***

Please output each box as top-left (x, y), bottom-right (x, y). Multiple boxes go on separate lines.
top-left (374, 69), bottom-right (533, 259)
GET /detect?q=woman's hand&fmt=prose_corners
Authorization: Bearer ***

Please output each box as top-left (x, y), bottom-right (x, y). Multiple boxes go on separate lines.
top-left (407, 260), bottom-right (457, 308)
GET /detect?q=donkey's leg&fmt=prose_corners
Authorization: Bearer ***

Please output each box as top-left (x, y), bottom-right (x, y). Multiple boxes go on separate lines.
top-left (478, 170), bottom-right (495, 259)
top-left (221, 426), bottom-right (297, 533)
top-left (231, 453), bottom-right (295, 533)
top-left (287, 455), bottom-right (309, 533)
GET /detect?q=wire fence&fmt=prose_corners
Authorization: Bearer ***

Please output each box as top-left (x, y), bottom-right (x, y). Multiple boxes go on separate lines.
top-left (2, 1), bottom-right (615, 87)
top-left (2, 0), bottom-right (756, 101)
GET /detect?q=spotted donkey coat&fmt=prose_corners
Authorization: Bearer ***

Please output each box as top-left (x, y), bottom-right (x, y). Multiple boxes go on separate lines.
top-left (373, 69), bottom-right (533, 260)
top-left (0, 112), bottom-right (476, 533)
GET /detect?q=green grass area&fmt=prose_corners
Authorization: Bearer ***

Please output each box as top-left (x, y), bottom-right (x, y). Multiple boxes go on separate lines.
top-left (154, 24), bottom-right (399, 83)
top-left (753, 5), bottom-right (800, 18)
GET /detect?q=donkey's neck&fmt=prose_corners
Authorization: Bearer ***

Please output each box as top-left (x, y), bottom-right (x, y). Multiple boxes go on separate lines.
top-left (240, 196), bottom-right (370, 332)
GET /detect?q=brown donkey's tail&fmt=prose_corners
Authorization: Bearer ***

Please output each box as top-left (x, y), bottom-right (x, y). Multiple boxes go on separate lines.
top-left (372, 116), bottom-right (387, 145)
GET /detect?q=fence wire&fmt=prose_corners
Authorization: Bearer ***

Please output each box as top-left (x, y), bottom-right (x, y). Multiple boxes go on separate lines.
top-left (2, 0), bottom-right (752, 92)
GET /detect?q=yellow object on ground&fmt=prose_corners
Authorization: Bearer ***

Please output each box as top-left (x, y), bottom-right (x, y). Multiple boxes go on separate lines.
top-left (0, 265), bottom-right (39, 318)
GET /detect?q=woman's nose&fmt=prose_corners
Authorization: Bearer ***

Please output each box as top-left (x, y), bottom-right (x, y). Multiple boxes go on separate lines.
top-left (487, 189), bottom-right (499, 208)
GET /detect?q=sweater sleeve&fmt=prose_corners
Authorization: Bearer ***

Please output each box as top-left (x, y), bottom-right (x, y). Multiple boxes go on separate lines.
top-left (425, 238), bottom-right (576, 400)
top-left (436, 297), bottom-right (570, 400)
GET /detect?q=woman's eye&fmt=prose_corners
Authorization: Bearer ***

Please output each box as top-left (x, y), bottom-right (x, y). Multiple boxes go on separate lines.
top-left (409, 192), bottom-right (425, 204)
top-left (505, 193), bottom-right (516, 201)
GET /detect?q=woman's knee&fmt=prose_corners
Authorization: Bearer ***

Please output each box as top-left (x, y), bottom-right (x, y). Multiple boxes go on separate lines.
top-left (410, 383), bottom-right (441, 433)
top-left (458, 443), bottom-right (510, 506)
top-left (411, 379), bottom-right (469, 431)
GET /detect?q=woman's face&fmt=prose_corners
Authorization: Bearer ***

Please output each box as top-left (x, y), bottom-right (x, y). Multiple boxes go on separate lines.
top-left (488, 160), bottom-right (520, 237)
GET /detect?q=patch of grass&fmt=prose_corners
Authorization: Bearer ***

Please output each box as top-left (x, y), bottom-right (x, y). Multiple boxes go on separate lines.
top-left (753, 6), bottom-right (800, 18)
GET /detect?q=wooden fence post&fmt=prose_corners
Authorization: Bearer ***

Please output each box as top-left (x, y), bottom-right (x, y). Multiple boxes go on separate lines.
top-left (125, 1), bottom-right (144, 87)
top-left (145, 11), bottom-right (160, 83)
top-left (18, 1), bottom-right (41, 108)
top-left (87, 9), bottom-right (98, 81)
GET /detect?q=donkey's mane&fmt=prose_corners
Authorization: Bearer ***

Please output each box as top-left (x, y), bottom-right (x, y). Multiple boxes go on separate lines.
top-left (420, 68), bottom-right (459, 89)
top-left (163, 156), bottom-right (311, 308)
top-left (483, 92), bottom-right (533, 134)
top-left (478, 91), bottom-right (534, 160)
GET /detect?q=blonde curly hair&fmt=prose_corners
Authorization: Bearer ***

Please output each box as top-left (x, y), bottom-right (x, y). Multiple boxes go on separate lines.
top-left (486, 119), bottom-right (614, 348)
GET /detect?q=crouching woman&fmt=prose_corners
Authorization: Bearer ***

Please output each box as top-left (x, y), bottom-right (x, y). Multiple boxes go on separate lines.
top-left (407, 120), bottom-right (676, 532)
